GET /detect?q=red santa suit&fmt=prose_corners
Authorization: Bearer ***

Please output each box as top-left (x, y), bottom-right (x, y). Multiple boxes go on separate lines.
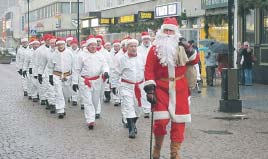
top-left (144, 33), bottom-right (199, 143)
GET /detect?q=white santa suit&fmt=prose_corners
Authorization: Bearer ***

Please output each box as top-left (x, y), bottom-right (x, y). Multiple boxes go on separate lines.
top-left (16, 46), bottom-right (29, 92)
top-left (73, 49), bottom-right (109, 124)
top-left (47, 48), bottom-right (74, 114)
top-left (69, 47), bottom-right (80, 103)
top-left (46, 47), bottom-right (56, 105)
top-left (113, 52), bottom-right (149, 118)
top-left (31, 47), bottom-right (41, 99)
top-left (23, 47), bottom-right (34, 97)
top-left (137, 43), bottom-right (152, 114)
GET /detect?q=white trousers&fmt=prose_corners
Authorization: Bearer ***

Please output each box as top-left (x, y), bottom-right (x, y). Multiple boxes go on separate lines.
top-left (47, 82), bottom-right (56, 105)
top-left (79, 77), bottom-right (102, 123)
top-left (26, 73), bottom-right (33, 97)
top-left (31, 77), bottom-right (38, 99)
top-left (22, 76), bottom-right (27, 92)
top-left (39, 75), bottom-right (49, 101)
top-left (54, 75), bottom-right (72, 113)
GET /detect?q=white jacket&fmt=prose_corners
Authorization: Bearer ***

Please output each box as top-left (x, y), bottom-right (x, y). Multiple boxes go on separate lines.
top-left (16, 46), bottom-right (29, 70)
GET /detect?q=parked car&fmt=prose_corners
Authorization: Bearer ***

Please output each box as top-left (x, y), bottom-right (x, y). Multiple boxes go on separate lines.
top-left (0, 48), bottom-right (15, 64)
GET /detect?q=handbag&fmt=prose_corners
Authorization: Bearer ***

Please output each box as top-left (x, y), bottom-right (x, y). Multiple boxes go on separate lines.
top-left (251, 54), bottom-right (257, 63)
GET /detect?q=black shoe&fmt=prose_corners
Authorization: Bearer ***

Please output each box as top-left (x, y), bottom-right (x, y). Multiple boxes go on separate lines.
top-left (45, 104), bottom-right (51, 110)
top-left (144, 113), bottom-right (150, 118)
top-left (50, 105), bottom-right (56, 114)
top-left (133, 117), bottom-right (138, 134)
top-left (24, 91), bottom-right (28, 96)
top-left (58, 113), bottom-right (65, 119)
top-left (81, 104), bottom-right (84, 110)
top-left (114, 102), bottom-right (120, 107)
top-left (32, 98), bottom-right (38, 102)
top-left (88, 122), bottom-right (95, 130)
top-left (104, 99), bottom-right (110, 103)
top-left (104, 91), bottom-right (111, 103)
top-left (41, 100), bottom-right (46, 105)
top-left (28, 96), bottom-right (32, 100)
top-left (72, 101), bottom-right (77, 106)
top-left (95, 114), bottom-right (100, 119)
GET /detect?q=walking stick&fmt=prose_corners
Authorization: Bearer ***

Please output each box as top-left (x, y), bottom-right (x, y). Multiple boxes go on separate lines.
top-left (150, 106), bottom-right (154, 159)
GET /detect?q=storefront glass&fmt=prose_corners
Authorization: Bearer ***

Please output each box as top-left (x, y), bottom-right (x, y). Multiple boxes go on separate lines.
top-left (245, 9), bottom-right (255, 44)
top-left (261, 8), bottom-right (268, 44)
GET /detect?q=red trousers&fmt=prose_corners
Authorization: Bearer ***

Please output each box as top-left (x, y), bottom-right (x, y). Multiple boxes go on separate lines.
top-left (154, 119), bottom-right (185, 142)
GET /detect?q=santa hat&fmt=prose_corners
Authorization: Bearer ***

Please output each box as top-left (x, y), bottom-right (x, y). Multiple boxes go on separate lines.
top-left (86, 35), bottom-right (97, 46)
top-left (95, 35), bottom-right (105, 45)
top-left (141, 32), bottom-right (150, 40)
top-left (104, 42), bottom-right (111, 46)
top-left (70, 38), bottom-right (78, 45)
top-left (29, 38), bottom-right (40, 45)
top-left (50, 36), bottom-right (57, 42)
top-left (80, 40), bottom-right (86, 47)
top-left (66, 35), bottom-right (73, 42)
top-left (125, 38), bottom-right (139, 46)
top-left (43, 34), bottom-right (53, 41)
top-left (56, 37), bottom-right (66, 45)
top-left (121, 36), bottom-right (132, 47)
top-left (21, 38), bottom-right (28, 43)
top-left (113, 40), bottom-right (121, 46)
top-left (161, 17), bottom-right (179, 32)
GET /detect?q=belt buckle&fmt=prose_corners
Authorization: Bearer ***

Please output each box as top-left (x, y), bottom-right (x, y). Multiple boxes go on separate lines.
top-left (61, 77), bottom-right (67, 82)
top-left (169, 77), bottom-right (175, 81)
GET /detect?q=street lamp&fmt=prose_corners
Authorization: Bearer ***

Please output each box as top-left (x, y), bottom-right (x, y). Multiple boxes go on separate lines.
top-left (27, 0), bottom-right (30, 41)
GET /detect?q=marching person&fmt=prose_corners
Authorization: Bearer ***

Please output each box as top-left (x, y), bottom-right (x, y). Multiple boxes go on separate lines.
top-left (47, 38), bottom-right (74, 119)
top-left (104, 42), bottom-right (112, 52)
top-left (16, 38), bottom-right (29, 96)
top-left (113, 38), bottom-right (149, 139)
top-left (144, 17), bottom-right (199, 159)
top-left (73, 36), bottom-right (109, 129)
top-left (31, 39), bottom-right (41, 102)
top-left (137, 31), bottom-right (152, 118)
top-left (66, 35), bottom-right (74, 49)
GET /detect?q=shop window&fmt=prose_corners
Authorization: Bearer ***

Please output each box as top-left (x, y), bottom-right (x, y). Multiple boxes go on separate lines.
top-left (245, 9), bottom-right (255, 44)
top-left (261, 8), bottom-right (268, 44)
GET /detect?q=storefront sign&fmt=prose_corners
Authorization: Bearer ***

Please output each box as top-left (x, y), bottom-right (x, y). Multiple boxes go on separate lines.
top-left (155, 2), bottom-right (182, 18)
top-left (138, 11), bottom-right (154, 20)
top-left (99, 18), bottom-right (110, 25)
top-left (119, 15), bottom-right (136, 24)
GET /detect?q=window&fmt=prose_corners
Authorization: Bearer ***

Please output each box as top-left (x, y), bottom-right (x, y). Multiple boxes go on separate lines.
top-left (245, 9), bottom-right (255, 44)
top-left (61, 2), bottom-right (70, 14)
top-left (51, 4), bottom-right (55, 16)
top-left (71, 3), bottom-right (84, 14)
top-left (261, 8), bottom-right (268, 44)
top-left (48, 5), bottom-right (51, 17)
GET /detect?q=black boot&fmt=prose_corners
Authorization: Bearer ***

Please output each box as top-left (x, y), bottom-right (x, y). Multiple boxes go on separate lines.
top-left (72, 101), bottom-right (77, 106)
top-left (81, 104), bottom-right (84, 110)
top-left (95, 114), bottom-right (100, 119)
top-left (104, 91), bottom-right (111, 103)
top-left (58, 113), bottom-right (65, 119)
top-left (28, 96), bottom-right (32, 100)
top-left (41, 100), bottom-right (46, 105)
top-left (133, 117), bottom-right (138, 134)
top-left (24, 91), bottom-right (28, 96)
top-left (50, 105), bottom-right (56, 113)
top-left (45, 100), bottom-right (50, 109)
top-left (32, 98), bottom-right (38, 102)
top-left (127, 118), bottom-right (136, 139)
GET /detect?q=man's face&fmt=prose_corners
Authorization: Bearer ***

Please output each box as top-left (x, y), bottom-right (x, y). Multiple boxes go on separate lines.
top-left (45, 40), bottom-right (50, 46)
top-left (142, 38), bottom-right (150, 47)
top-left (32, 43), bottom-right (40, 50)
top-left (87, 43), bottom-right (97, 53)
top-left (127, 43), bottom-right (137, 55)
top-left (104, 44), bottom-right (111, 51)
top-left (57, 43), bottom-right (65, 51)
top-left (97, 40), bottom-right (102, 47)
top-left (71, 43), bottom-right (78, 50)
top-left (163, 29), bottom-right (175, 35)
top-left (67, 40), bottom-right (72, 47)
top-left (114, 44), bottom-right (120, 52)
top-left (22, 41), bottom-right (28, 47)
top-left (50, 40), bottom-right (56, 49)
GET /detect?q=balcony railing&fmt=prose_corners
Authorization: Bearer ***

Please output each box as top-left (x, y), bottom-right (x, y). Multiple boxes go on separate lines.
top-left (201, 0), bottom-right (228, 9)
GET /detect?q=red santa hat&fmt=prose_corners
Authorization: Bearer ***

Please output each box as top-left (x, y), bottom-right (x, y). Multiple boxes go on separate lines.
top-left (141, 31), bottom-right (150, 40)
top-left (66, 35), bottom-right (73, 42)
top-left (121, 36), bottom-right (132, 47)
top-left (80, 40), bottom-right (86, 47)
top-left (29, 37), bottom-right (40, 45)
top-left (125, 38), bottom-right (139, 46)
top-left (161, 17), bottom-right (179, 32)
top-left (95, 35), bottom-right (105, 45)
top-left (43, 34), bottom-right (53, 41)
top-left (50, 36), bottom-right (57, 42)
top-left (21, 37), bottom-right (28, 43)
top-left (113, 40), bottom-right (121, 46)
top-left (70, 38), bottom-right (78, 45)
top-left (56, 37), bottom-right (66, 45)
top-left (86, 35), bottom-right (97, 46)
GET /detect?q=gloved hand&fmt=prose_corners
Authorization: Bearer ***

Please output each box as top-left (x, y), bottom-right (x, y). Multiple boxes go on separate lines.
top-left (144, 84), bottom-right (157, 105)
top-left (49, 75), bottom-right (53, 86)
top-left (112, 87), bottom-right (117, 95)
top-left (103, 72), bottom-right (109, 79)
top-left (22, 71), bottom-right (27, 78)
top-left (18, 69), bottom-right (22, 76)
top-left (38, 74), bottom-right (42, 84)
top-left (29, 68), bottom-right (32, 74)
top-left (72, 84), bottom-right (79, 92)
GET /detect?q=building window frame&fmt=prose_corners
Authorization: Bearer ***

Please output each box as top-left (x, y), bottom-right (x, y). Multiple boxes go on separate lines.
top-left (261, 7), bottom-right (268, 44)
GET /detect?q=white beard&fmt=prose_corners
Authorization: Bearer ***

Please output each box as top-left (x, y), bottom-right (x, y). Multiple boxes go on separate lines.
top-left (153, 31), bottom-right (180, 67)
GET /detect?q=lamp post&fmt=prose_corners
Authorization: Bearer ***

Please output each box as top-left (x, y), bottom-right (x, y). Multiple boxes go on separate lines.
top-left (27, 0), bottom-right (30, 41)
top-left (77, 0), bottom-right (80, 45)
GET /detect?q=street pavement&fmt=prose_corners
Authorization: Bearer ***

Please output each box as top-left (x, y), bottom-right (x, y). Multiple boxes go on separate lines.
top-left (0, 63), bottom-right (268, 159)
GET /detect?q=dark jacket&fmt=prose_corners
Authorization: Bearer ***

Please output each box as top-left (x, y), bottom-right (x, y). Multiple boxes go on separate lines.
top-left (241, 48), bottom-right (253, 69)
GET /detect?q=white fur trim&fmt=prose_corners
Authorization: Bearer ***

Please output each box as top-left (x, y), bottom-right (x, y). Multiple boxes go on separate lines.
top-left (104, 42), bottom-right (111, 46)
top-left (144, 80), bottom-right (156, 87)
top-left (66, 37), bottom-right (73, 41)
top-left (126, 39), bottom-right (139, 46)
top-left (153, 111), bottom-right (170, 120)
top-left (31, 40), bottom-right (40, 45)
top-left (161, 24), bottom-right (178, 32)
top-left (56, 40), bottom-right (65, 45)
top-left (113, 42), bottom-right (121, 46)
top-left (86, 38), bottom-right (97, 46)
top-left (188, 50), bottom-right (197, 61)
top-left (21, 38), bottom-right (28, 43)
top-left (142, 35), bottom-right (150, 39)
top-left (96, 38), bottom-right (102, 42)
top-left (120, 39), bottom-right (128, 47)
top-left (171, 114), bottom-right (191, 123)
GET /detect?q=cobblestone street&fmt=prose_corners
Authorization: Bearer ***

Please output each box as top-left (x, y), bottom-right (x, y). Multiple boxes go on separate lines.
top-left (0, 64), bottom-right (268, 159)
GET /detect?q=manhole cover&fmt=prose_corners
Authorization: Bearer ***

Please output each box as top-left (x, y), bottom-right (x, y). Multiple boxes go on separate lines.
top-left (200, 130), bottom-right (233, 135)
top-left (213, 116), bottom-right (249, 121)
top-left (256, 132), bottom-right (268, 134)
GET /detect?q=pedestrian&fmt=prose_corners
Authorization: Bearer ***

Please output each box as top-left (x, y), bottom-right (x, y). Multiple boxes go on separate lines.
top-left (240, 41), bottom-right (253, 86)
top-left (236, 42), bottom-right (245, 85)
top-left (143, 17), bottom-right (199, 159)
top-left (137, 31), bottom-right (152, 118)
top-left (73, 36), bottom-right (109, 129)
top-left (16, 38), bottom-right (29, 96)
top-left (113, 38), bottom-right (146, 139)
top-left (47, 38), bottom-right (74, 119)
top-left (204, 46), bottom-right (217, 86)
